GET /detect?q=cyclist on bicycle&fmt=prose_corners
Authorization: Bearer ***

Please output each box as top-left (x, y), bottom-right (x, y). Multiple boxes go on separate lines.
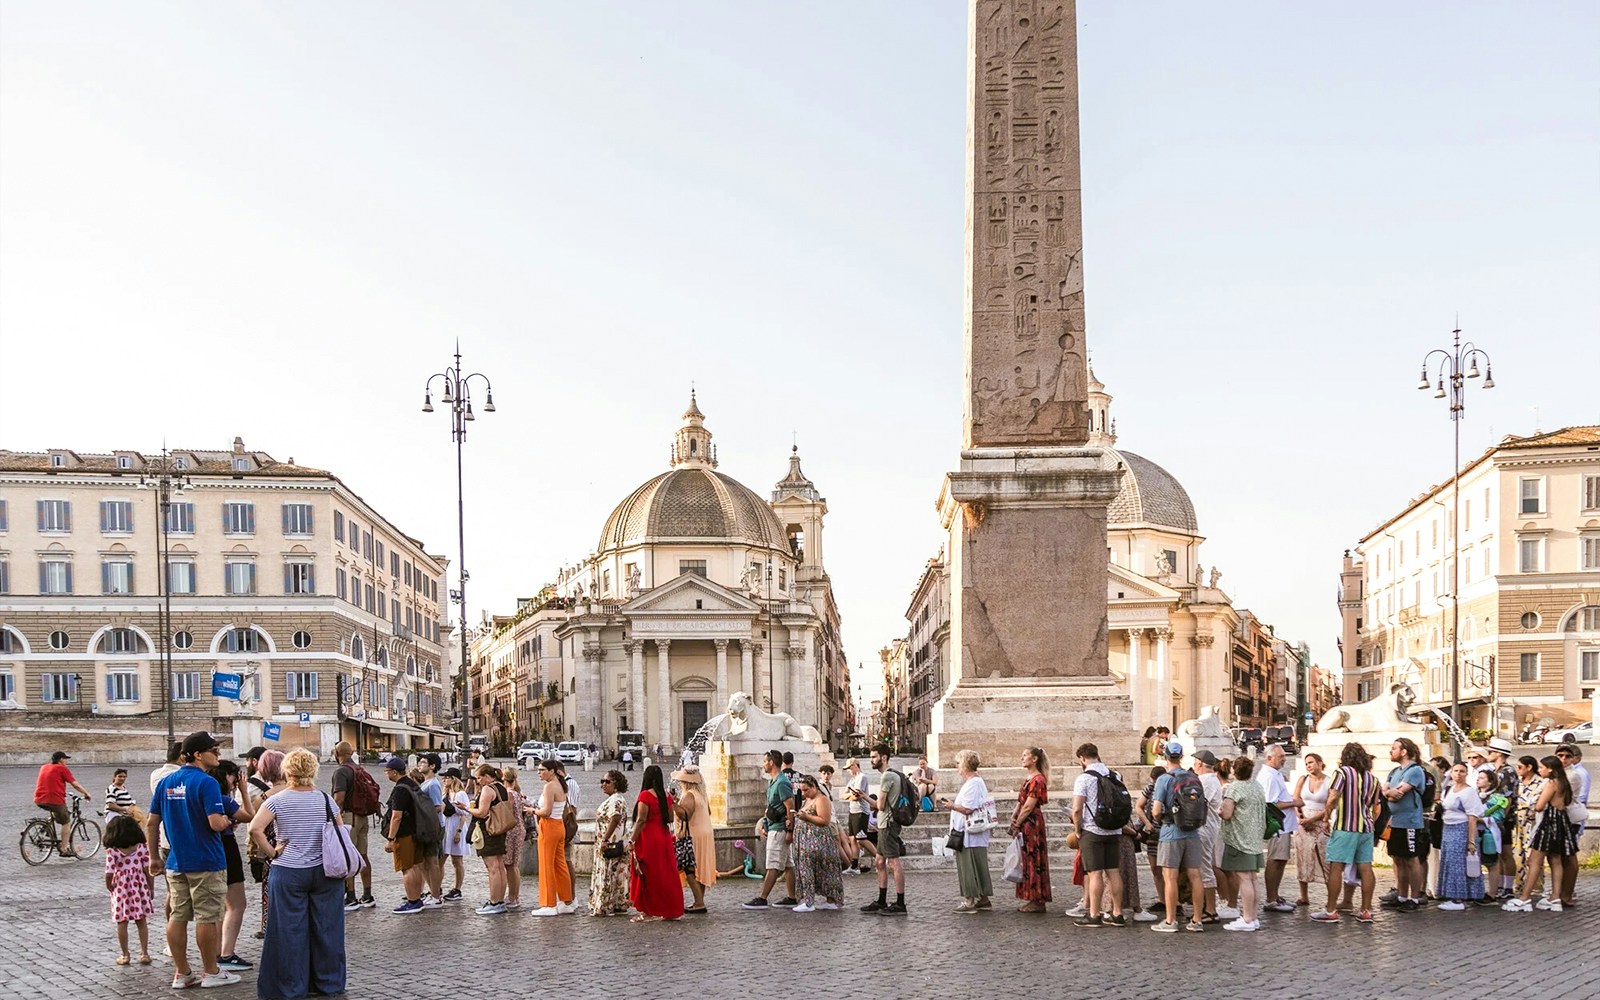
top-left (34, 751), bottom-right (92, 856)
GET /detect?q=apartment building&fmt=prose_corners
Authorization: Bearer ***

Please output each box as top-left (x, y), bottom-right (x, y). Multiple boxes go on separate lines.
top-left (0, 440), bottom-right (454, 755)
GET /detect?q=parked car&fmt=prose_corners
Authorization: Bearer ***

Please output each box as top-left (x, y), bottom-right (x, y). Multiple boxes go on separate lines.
top-left (1548, 721), bottom-right (1593, 745)
top-left (1264, 725), bottom-right (1299, 755)
top-left (1237, 727), bottom-right (1264, 753)
top-left (516, 741), bottom-right (551, 768)
top-left (556, 741), bottom-right (586, 764)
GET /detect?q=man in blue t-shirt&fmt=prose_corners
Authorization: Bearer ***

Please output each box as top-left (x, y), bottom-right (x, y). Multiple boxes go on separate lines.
top-left (1149, 741), bottom-right (1206, 933)
top-left (145, 731), bottom-right (235, 989)
top-left (1381, 737), bottom-right (1427, 911)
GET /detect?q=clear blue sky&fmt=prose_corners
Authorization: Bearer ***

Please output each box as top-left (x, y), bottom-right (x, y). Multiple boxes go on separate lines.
top-left (2, 2), bottom-right (1595, 705)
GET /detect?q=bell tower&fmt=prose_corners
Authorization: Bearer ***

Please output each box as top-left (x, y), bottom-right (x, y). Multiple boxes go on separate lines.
top-left (670, 390), bottom-right (717, 469)
top-left (771, 446), bottom-right (826, 580)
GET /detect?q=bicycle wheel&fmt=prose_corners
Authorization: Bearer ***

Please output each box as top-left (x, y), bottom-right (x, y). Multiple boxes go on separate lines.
top-left (68, 818), bottom-right (102, 861)
top-left (19, 820), bottom-right (56, 866)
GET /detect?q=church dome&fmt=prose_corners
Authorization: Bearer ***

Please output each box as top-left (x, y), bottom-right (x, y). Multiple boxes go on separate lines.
top-left (597, 393), bottom-right (788, 553)
top-left (1106, 450), bottom-right (1199, 534)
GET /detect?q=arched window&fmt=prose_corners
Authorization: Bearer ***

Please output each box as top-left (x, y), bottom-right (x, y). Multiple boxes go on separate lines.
top-left (0, 626), bottom-right (26, 655)
top-left (98, 627), bottom-right (147, 655)
top-left (377, 648), bottom-right (389, 669)
top-left (351, 635), bottom-right (365, 662)
top-left (1563, 606), bottom-right (1600, 633)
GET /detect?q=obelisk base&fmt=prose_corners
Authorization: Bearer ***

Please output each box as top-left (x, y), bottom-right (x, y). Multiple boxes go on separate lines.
top-left (928, 677), bottom-right (1135, 770)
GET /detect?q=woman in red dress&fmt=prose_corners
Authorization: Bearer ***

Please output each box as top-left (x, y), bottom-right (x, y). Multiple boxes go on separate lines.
top-left (628, 765), bottom-right (684, 922)
top-left (1009, 746), bottom-right (1052, 912)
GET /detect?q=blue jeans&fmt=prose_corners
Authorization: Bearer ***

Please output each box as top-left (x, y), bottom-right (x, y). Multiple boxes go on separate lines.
top-left (258, 863), bottom-right (345, 1000)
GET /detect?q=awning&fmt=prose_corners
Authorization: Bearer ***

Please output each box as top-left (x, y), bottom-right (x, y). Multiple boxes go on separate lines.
top-left (351, 718), bottom-right (427, 737)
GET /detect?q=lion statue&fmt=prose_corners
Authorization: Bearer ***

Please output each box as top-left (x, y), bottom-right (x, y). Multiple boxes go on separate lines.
top-left (1178, 705), bottom-right (1229, 740)
top-left (1315, 683), bottom-right (1425, 734)
top-left (725, 691), bottom-right (822, 744)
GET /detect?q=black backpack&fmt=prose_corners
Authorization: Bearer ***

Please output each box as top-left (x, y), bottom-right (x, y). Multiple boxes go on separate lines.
top-left (1091, 769), bottom-right (1132, 830)
top-left (1165, 769), bottom-right (1207, 832)
top-left (405, 783), bottom-right (443, 847)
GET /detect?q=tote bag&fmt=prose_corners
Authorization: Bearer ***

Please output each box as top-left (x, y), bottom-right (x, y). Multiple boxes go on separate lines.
top-left (1002, 834), bottom-right (1025, 884)
top-left (320, 793), bottom-right (365, 880)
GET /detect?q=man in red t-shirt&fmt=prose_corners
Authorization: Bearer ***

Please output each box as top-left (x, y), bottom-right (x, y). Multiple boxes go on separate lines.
top-left (34, 751), bottom-right (92, 854)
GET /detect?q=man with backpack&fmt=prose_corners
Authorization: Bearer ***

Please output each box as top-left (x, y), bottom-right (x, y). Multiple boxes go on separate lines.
top-left (860, 743), bottom-right (912, 916)
top-left (1149, 740), bottom-right (1208, 932)
top-left (416, 753), bottom-right (448, 907)
top-left (1380, 737), bottom-right (1427, 912)
top-left (1071, 742), bottom-right (1130, 927)
top-left (330, 741), bottom-right (378, 910)
top-left (381, 757), bottom-right (442, 915)
top-left (741, 750), bottom-right (798, 910)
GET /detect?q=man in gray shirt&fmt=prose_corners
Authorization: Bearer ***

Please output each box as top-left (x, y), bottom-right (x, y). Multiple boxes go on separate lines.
top-left (860, 744), bottom-right (907, 916)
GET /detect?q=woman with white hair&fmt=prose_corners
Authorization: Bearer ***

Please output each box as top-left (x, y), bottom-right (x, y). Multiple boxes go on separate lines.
top-left (247, 748), bottom-right (347, 999)
top-left (939, 749), bottom-right (995, 914)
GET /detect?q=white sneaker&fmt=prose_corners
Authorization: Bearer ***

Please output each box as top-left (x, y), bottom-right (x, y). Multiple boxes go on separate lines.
top-left (792, 903), bottom-right (816, 913)
top-left (421, 896), bottom-right (443, 908)
top-left (1063, 903), bottom-right (1088, 917)
top-left (1437, 901), bottom-right (1465, 911)
top-left (816, 902), bottom-right (840, 910)
top-left (199, 971), bottom-right (241, 988)
top-left (529, 906), bottom-right (560, 916)
top-left (1215, 904), bottom-right (1240, 920)
top-left (1501, 898), bottom-right (1533, 912)
top-left (1222, 918), bottom-right (1259, 932)
top-left (556, 901), bottom-right (579, 915)
top-left (171, 973), bottom-right (200, 990)
top-left (1535, 898), bottom-right (1563, 912)
top-left (1132, 910), bottom-right (1160, 922)
top-left (474, 902), bottom-right (505, 916)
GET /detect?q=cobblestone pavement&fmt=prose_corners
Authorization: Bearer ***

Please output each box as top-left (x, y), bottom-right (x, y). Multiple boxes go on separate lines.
top-left (3, 764), bottom-right (1597, 999)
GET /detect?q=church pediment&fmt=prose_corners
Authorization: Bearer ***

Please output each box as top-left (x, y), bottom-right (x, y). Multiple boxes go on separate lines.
top-left (1108, 563), bottom-right (1182, 601)
top-left (623, 572), bottom-right (760, 614)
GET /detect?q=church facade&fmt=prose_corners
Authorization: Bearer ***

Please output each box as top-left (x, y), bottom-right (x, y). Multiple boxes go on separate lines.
top-left (469, 395), bottom-right (851, 754)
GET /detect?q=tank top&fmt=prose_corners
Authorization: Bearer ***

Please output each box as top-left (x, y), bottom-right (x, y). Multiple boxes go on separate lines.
top-left (547, 782), bottom-right (566, 820)
top-left (1299, 773), bottom-right (1330, 821)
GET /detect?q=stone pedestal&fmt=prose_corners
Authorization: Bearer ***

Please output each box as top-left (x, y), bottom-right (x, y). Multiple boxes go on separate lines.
top-left (697, 736), bottom-right (835, 872)
top-left (1304, 729), bottom-right (1446, 772)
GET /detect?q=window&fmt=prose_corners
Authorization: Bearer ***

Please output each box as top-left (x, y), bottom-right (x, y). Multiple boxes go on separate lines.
top-left (1463, 499), bottom-right (1471, 529)
top-left (0, 557), bottom-right (8, 595)
top-left (224, 628), bottom-right (260, 654)
top-left (346, 520), bottom-right (358, 547)
top-left (0, 499), bottom-right (8, 531)
top-left (364, 583), bottom-right (374, 612)
top-left (49, 454), bottom-right (65, 468)
top-left (390, 551), bottom-right (399, 578)
top-left (293, 630), bottom-right (312, 650)
top-left (1519, 477), bottom-right (1544, 515)
top-left (40, 673), bottom-right (78, 702)
top-left (39, 559), bottom-right (73, 594)
top-left (102, 559), bottom-right (134, 595)
top-left (1585, 475), bottom-right (1600, 511)
top-left (1517, 537), bottom-right (1542, 573)
top-left (377, 648), bottom-right (389, 669)
top-left (1580, 608), bottom-right (1600, 632)
top-left (49, 630), bottom-right (69, 650)
top-left (100, 500), bottom-right (134, 533)
top-left (172, 672), bottom-right (201, 701)
top-left (1519, 652), bottom-right (1540, 682)
top-left (378, 590), bottom-right (387, 620)
top-left (1582, 536), bottom-right (1600, 572)
top-left (285, 671), bottom-right (316, 700)
top-left (233, 457), bottom-right (250, 471)
top-left (404, 562), bottom-right (412, 587)
top-left (333, 511), bottom-right (345, 539)
top-left (778, 568), bottom-right (786, 589)
top-left (37, 499), bottom-right (71, 532)
top-left (282, 503), bottom-right (313, 536)
top-left (1480, 546), bottom-right (1490, 577)
top-left (173, 457), bottom-right (187, 470)
top-left (404, 606), bottom-right (413, 631)
top-left (105, 670), bottom-right (140, 703)
top-left (336, 569), bottom-right (348, 600)
top-left (363, 531), bottom-right (373, 561)
top-left (222, 502), bottom-right (255, 535)
top-left (100, 628), bottom-right (141, 654)
top-left (0, 628), bottom-right (18, 654)
top-left (679, 560), bottom-right (707, 578)
top-left (376, 540), bottom-right (386, 569)
top-left (225, 560), bottom-right (256, 596)
top-left (351, 635), bottom-right (365, 662)
top-left (116, 455), bottom-right (132, 469)
top-left (1580, 650), bottom-right (1600, 683)
top-left (167, 560), bottom-right (196, 595)
top-left (172, 630), bottom-right (192, 650)
top-left (0, 671), bottom-right (13, 703)
top-left (391, 599), bottom-right (400, 626)
top-left (284, 561), bottom-right (315, 595)
top-left (166, 502), bottom-right (195, 534)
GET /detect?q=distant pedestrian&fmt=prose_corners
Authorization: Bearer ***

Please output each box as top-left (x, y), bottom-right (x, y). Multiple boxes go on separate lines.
top-left (500, 768), bottom-right (526, 910)
top-left (622, 749), bottom-right (635, 772)
top-left (102, 815), bottom-right (155, 966)
top-left (459, 764), bottom-right (511, 915)
top-left (381, 758), bottom-right (428, 915)
top-left (628, 765), bottom-right (683, 922)
top-left (1292, 753), bottom-right (1330, 906)
top-left (1149, 740), bottom-right (1206, 933)
top-left (105, 768), bottom-right (139, 821)
top-left (1256, 744), bottom-right (1300, 913)
top-left (440, 769), bottom-right (469, 900)
top-left (1009, 746), bottom-right (1051, 913)
top-left (1553, 743), bottom-right (1587, 907)
top-left (34, 750), bottom-right (92, 856)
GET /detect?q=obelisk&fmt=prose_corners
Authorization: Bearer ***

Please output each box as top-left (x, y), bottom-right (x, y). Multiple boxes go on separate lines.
top-left (927, 0), bottom-right (1135, 768)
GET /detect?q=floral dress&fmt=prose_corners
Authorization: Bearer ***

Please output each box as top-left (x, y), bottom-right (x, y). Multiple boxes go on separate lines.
top-left (1512, 775), bottom-right (1546, 891)
top-left (1013, 773), bottom-right (1051, 902)
top-left (794, 802), bottom-right (844, 907)
top-left (106, 844), bottom-right (155, 923)
top-left (503, 789), bottom-right (527, 869)
top-left (589, 792), bottom-right (631, 916)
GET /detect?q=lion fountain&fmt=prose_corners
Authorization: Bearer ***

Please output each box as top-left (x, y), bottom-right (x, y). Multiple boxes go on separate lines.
top-left (1306, 682), bottom-right (1441, 763)
top-left (1175, 705), bottom-right (1238, 759)
top-left (696, 692), bottom-right (836, 840)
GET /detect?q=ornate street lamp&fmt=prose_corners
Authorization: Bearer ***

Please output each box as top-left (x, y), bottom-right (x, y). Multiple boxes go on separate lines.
top-left (422, 342), bottom-right (496, 754)
top-left (1417, 325), bottom-right (1494, 758)
top-left (140, 449), bottom-right (191, 746)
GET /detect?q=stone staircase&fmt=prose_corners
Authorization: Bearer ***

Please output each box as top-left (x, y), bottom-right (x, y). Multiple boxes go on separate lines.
top-left (888, 793), bottom-right (1081, 872)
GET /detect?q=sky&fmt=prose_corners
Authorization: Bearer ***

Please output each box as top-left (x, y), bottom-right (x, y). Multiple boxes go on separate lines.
top-left (2, 1), bottom-right (1596, 710)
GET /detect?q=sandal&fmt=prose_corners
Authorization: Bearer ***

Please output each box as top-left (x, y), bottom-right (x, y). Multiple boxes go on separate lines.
top-left (115, 956), bottom-right (130, 966)
top-left (684, 906), bottom-right (707, 914)
top-left (138, 956), bottom-right (153, 966)
top-left (630, 914), bottom-right (662, 923)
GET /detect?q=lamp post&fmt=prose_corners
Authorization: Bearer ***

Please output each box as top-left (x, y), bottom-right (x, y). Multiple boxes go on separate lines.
top-left (1417, 325), bottom-right (1494, 758)
top-left (422, 342), bottom-right (496, 753)
top-left (140, 449), bottom-right (190, 746)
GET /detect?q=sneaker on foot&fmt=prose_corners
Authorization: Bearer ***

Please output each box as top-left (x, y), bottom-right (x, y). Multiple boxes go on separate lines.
top-left (858, 900), bottom-right (885, 913)
top-left (556, 901), bottom-right (579, 915)
top-left (474, 902), bottom-right (506, 915)
top-left (1263, 900), bottom-right (1295, 913)
top-left (199, 971), bottom-right (241, 989)
top-left (392, 899), bottom-right (424, 915)
top-left (772, 897), bottom-right (799, 908)
top-left (742, 897), bottom-right (771, 910)
top-left (1222, 918), bottom-right (1260, 932)
top-left (1063, 903), bottom-right (1088, 917)
top-left (343, 898), bottom-right (363, 913)
top-left (1355, 910), bottom-right (1375, 923)
top-left (1132, 910), bottom-right (1160, 923)
top-left (1437, 900), bottom-right (1465, 911)
top-left (1151, 920), bottom-right (1179, 933)
top-left (171, 973), bottom-right (200, 990)
top-left (792, 903), bottom-right (816, 913)
top-left (816, 902), bottom-right (840, 910)
top-left (1072, 915), bottom-right (1104, 928)
top-left (216, 955), bottom-right (252, 971)
top-left (877, 901), bottom-right (907, 916)
top-left (421, 896), bottom-right (444, 908)
top-left (358, 895), bottom-right (377, 909)
top-left (529, 907), bottom-right (560, 916)
top-left (1184, 920), bottom-right (1205, 932)
top-left (1215, 904), bottom-right (1240, 920)
top-left (1310, 910), bottom-right (1340, 923)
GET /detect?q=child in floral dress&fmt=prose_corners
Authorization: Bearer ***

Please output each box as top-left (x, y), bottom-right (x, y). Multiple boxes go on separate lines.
top-left (102, 815), bottom-right (155, 965)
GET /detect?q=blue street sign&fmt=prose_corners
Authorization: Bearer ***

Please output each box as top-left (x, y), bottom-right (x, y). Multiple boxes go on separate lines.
top-left (1304, 711), bottom-right (1314, 722)
top-left (211, 673), bottom-right (242, 699)
top-left (298, 711), bottom-right (312, 728)
top-left (262, 722), bottom-right (281, 741)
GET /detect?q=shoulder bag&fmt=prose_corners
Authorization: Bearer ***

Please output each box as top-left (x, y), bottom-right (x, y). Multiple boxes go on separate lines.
top-left (319, 792), bottom-right (366, 880)
top-left (484, 785), bottom-right (518, 837)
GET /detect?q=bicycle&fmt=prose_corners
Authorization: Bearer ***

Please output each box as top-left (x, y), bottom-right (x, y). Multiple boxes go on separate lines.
top-left (20, 795), bottom-right (102, 866)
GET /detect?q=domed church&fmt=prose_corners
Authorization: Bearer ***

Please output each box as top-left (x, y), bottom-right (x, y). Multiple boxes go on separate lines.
top-left (547, 394), bottom-right (850, 753)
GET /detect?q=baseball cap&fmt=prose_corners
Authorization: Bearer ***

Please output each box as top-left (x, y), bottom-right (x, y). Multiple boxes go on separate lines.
top-left (237, 746), bottom-right (266, 760)
top-left (1192, 750), bottom-right (1219, 766)
top-left (443, 767), bottom-right (463, 780)
top-left (1163, 740), bottom-right (1184, 759)
top-left (420, 752), bottom-right (442, 772)
top-left (383, 756), bottom-right (409, 773)
top-left (50, 751), bottom-right (70, 763)
top-left (181, 731), bottom-right (221, 756)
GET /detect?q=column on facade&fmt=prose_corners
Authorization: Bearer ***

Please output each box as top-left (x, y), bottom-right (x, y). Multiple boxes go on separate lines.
top-left (627, 640), bottom-right (645, 736)
top-left (1196, 635), bottom-right (1215, 721)
top-left (713, 639), bottom-right (729, 715)
top-left (655, 638), bottom-right (671, 748)
top-left (770, 635), bottom-right (788, 714)
top-left (1153, 627), bottom-right (1172, 730)
top-left (1126, 627), bottom-right (1146, 728)
top-left (786, 641), bottom-right (808, 728)
top-left (739, 639), bottom-right (755, 699)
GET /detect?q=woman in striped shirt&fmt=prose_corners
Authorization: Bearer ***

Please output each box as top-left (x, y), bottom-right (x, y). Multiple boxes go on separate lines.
top-left (1311, 742), bottom-right (1381, 924)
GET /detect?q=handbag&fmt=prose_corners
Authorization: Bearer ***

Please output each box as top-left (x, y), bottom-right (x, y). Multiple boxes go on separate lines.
top-left (319, 793), bottom-right (365, 880)
top-left (562, 796), bottom-right (579, 844)
top-left (470, 823), bottom-right (486, 851)
top-left (1002, 834), bottom-right (1025, 884)
top-left (601, 841), bottom-right (626, 860)
top-left (484, 786), bottom-right (517, 837)
top-left (945, 828), bottom-right (965, 853)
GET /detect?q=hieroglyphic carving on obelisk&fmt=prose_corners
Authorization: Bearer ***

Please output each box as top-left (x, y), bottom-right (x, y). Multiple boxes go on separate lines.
top-left (965, 0), bottom-right (1090, 449)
